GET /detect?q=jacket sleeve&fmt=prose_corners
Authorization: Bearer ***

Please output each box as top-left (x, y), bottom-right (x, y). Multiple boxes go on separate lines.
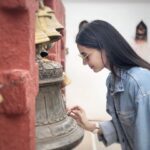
top-left (127, 69), bottom-right (150, 150)
top-left (97, 120), bottom-right (118, 146)
top-left (134, 94), bottom-right (150, 150)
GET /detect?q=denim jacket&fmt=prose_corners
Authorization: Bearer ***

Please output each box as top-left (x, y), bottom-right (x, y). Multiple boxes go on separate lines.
top-left (98, 67), bottom-right (150, 150)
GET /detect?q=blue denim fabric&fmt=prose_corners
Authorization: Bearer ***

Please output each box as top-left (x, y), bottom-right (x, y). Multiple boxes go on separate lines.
top-left (98, 67), bottom-right (150, 150)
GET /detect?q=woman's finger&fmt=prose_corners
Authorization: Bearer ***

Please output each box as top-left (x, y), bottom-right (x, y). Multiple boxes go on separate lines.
top-left (71, 110), bottom-right (82, 117)
top-left (69, 105), bottom-right (84, 111)
top-left (69, 112), bottom-right (80, 119)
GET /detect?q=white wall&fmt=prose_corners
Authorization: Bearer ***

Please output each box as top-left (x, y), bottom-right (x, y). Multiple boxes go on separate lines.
top-left (62, 0), bottom-right (150, 120)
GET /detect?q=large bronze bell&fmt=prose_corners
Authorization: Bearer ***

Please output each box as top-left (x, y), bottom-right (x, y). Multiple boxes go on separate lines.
top-left (35, 57), bottom-right (84, 150)
top-left (35, 2), bottom-right (84, 149)
top-left (35, 28), bottom-right (84, 150)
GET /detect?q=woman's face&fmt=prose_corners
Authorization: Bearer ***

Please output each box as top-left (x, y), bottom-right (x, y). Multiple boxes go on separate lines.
top-left (77, 44), bottom-right (108, 72)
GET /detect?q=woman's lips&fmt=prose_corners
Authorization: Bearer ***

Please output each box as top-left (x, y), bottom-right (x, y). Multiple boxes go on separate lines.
top-left (90, 66), bottom-right (94, 69)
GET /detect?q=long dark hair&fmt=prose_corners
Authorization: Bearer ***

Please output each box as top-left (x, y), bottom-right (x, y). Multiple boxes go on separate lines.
top-left (79, 20), bottom-right (88, 31)
top-left (76, 20), bottom-right (150, 76)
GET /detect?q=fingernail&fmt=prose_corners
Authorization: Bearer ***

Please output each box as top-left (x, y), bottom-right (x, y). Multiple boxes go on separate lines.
top-left (67, 111), bottom-right (71, 115)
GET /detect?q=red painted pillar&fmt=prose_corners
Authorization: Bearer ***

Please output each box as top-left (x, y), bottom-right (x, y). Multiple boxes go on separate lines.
top-left (0, 0), bottom-right (38, 150)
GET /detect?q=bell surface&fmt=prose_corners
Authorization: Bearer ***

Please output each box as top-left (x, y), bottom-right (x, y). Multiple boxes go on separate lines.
top-left (40, 5), bottom-right (64, 32)
top-left (35, 58), bottom-right (84, 150)
top-left (38, 13), bottom-right (62, 42)
top-left (35, 13), bottom-right (49, 44)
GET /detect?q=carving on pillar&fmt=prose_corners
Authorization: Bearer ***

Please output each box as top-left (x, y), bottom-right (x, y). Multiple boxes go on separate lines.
top-left (0, 70), bottom-right (34, 114)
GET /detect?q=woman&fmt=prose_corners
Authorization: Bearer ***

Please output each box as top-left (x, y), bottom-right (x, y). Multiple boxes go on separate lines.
top-left (68, 20), bottom-right (150, 150)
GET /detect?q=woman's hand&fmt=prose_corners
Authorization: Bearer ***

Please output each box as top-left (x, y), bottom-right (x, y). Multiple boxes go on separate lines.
top-left (67, 105), bottom-right (96, 132)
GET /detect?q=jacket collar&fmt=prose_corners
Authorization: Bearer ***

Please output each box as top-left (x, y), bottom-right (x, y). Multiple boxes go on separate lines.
top-left (106, 69), bottom-right (125, 95)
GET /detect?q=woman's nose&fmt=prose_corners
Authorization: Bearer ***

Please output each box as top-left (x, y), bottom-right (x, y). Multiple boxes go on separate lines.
top-left (83, 59), bottom-right (87, 65)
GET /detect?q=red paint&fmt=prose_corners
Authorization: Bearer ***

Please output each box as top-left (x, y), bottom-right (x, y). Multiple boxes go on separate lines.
top-left (0, 0), bottom-right (65, 149)
top-left (0, 0), bottom-right (38, 150)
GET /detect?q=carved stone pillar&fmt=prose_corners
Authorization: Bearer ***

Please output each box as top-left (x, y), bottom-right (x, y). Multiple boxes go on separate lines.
top-left (36, 58), bottom-right (84, 150)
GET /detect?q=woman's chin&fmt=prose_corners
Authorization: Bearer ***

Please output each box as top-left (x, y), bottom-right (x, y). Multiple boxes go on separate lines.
top-left (93, 67), bottom-right (103, 72)
top-left (92, 68), bottom-right (100, 72)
